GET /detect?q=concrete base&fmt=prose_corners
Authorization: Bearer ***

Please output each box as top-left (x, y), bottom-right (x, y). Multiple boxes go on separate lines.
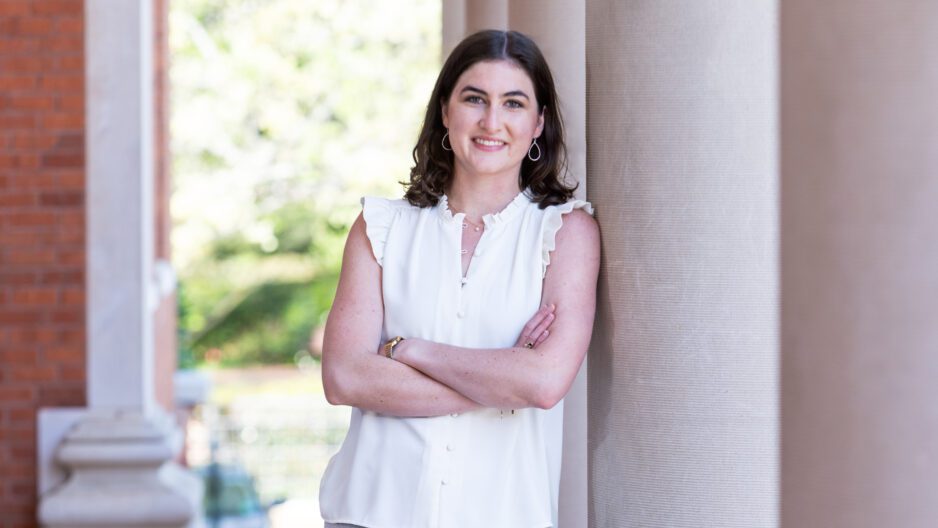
top-left (38, 408), bottom-right (204, 528)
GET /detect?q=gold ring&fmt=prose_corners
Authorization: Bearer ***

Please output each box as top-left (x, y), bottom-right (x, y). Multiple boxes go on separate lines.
top-left (524, 342), bottom-right (534, 349)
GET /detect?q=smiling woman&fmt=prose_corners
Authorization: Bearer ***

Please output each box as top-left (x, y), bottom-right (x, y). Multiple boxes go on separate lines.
top-left (404, 29), bottom-right (573, 211)
top-left (441, 60), bottom-right (544, 183)
top-left (318, 30), bottom-right (599, 528)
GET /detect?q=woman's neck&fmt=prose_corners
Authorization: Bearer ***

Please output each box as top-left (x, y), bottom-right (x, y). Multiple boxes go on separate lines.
top-left (445, 176), bottom-right (522, 221)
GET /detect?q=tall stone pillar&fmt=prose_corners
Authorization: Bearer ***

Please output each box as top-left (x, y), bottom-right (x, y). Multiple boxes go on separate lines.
top-left (442, 0), bottom-right (467, 58)
top-left (508, 1), bottom-right (585, 200)
top-left (465, 0), bottom-right (507, 33)
top-left (38, 1), bottom-right (202, 526)
top-left (781, 3), bottom-right (938, 527)
top-left (508, 3), bottom-right (587, 527)
top-left (586, 2), bottom-right (779, 526)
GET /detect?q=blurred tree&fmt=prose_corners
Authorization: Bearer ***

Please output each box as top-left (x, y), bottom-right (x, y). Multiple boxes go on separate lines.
top-left (170, 0), bottom-right (440, 365)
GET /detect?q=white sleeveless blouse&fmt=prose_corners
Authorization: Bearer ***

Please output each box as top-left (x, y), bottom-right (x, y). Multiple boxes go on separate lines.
top-left (319, 188), bottom-right (594, 528)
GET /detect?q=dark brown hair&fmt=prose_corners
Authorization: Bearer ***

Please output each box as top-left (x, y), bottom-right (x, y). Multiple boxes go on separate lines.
top-left (403, 30), bottom-right (576, 209)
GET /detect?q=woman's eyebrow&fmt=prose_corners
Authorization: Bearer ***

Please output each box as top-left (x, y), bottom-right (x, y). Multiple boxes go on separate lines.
top-left (460, 85), bottom-right (531, 100)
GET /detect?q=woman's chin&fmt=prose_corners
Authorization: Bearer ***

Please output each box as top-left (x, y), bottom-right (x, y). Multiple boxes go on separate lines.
top-left (458, 159), bottom-right (523, 179)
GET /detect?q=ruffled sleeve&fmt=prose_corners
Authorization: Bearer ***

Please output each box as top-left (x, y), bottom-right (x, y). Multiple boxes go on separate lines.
top-left (360, 196), bottom-right (395, 267)
top-left (541, 199), bottom-right (595, 277)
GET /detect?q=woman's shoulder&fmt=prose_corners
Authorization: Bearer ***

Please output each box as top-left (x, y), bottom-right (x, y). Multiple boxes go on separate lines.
top-left (360, 195), bottom-right (430, 220)
top-left (357, 196), bottom-right (429, 267)
top-left (533, 196), bottom-right (598, 277)
top-left (519, 194), bottom-right (595, 225)
top-left (539, 196), bottom-right (594, 216)
top-left (540, 197), bottom-right (597, 237)
top-left (360, 195), bottom-right (412, 210)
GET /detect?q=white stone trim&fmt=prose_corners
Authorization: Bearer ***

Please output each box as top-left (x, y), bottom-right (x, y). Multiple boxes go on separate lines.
top-left (85, 0), bottom-right (155, 413)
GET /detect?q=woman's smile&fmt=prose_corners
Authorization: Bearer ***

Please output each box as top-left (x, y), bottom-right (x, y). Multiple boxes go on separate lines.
top-left (472, 136), bottom-right (507, 150)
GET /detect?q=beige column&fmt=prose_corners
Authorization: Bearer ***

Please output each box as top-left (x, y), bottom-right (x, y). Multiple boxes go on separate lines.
top-left (586, 2), bottom-right (779, 526)
top-left (442, 0), bottom-right (466, 58)
top-left (508, 1), bottom-right (585, 199)
top-left (781, 3), bottom-right (938, 527)
top-left (465, 0), bottom-right (508, 33)
top-left (509, 3), bottom-right (587, 527)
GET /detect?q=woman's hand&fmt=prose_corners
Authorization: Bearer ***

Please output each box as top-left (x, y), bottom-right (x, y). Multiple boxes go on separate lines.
top-left (514, 304), bottom-right (555, 349)
top-left (376, 336), bottom-right (416, 358)
top-left (378, 304), bottom-right (556, 359)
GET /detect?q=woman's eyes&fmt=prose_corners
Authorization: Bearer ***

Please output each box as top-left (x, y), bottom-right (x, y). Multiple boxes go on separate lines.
top-left (464, 96), bottom-right (524, 109)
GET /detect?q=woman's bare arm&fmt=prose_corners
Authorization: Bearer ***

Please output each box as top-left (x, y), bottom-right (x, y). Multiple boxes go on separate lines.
top-left (392, 209), bottom-right (600, 409)
top-left (321, 213), bottom-right (482, 417)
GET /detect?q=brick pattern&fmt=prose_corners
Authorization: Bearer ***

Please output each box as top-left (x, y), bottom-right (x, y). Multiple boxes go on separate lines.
top-left (155, 0), bottom-right (170, 262)
top-left (153, 0), bottom-right (177, 415)
top-left (1, 1), bottom-right (86, 526)
top-left (1, 1), bottom-right (172, 525)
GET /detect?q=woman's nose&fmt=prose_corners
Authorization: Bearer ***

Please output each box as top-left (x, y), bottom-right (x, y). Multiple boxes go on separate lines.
top-left (480, 105), bottom-right (501, 131)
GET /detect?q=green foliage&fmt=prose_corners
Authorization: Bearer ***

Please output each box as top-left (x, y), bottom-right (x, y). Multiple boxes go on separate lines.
top-left (170, 0), bottom-right (439, 366)
top-left (176, 251), bottom-right (340, 366)
top-left (187, 275), bottom-right (338, 366)
top-left (176, 281), bottom-right (199, 370)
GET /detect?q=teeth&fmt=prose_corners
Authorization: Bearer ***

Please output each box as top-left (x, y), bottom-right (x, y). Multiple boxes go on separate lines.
top-left (474, 138), bottom-right (504, 146)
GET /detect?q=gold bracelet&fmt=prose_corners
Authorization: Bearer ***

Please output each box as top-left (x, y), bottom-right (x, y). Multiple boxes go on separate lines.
top-left (383, 336), bottom-right (405, 359)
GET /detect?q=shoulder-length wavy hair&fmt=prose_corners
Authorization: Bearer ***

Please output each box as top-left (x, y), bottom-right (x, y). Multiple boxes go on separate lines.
top-left (403, 30), bottom-right (576, 209)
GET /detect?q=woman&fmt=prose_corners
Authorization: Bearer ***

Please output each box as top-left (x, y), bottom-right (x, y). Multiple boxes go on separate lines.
top-left (319, 30), bottom-right (600, 528)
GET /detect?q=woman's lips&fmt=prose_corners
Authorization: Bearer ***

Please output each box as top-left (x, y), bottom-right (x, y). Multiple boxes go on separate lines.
top-left (472, 137), bottom-right (506, 151)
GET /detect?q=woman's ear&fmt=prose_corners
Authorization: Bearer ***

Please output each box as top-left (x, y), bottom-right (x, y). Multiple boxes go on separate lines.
top-left (534, 106), bottom-right (546, 138)
top-left (441, 100), bottom-right (449, 129)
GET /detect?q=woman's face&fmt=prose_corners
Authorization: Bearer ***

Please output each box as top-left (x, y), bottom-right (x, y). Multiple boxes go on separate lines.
top-left (441, 59), bottom-right (545, 184)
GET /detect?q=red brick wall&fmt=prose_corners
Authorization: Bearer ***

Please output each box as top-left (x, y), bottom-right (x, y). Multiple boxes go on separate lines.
top-left (1, 1), bottom-right (173, 524)
top-left (0, 1), bottom-right (86, 526)
top-left (154, 0), bottom-right (177, 416)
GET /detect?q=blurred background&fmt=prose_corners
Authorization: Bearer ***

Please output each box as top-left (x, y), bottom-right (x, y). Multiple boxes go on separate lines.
top-left (5, 1), bottom-right (935, 527)
top-left (170, 0), bottom-right (439, 525)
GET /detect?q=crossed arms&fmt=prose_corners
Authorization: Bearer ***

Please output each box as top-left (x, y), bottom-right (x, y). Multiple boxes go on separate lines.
top-left (320, 209), bottom-right (599, 418)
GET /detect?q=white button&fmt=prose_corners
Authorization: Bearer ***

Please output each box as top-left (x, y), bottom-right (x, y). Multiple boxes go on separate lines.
top-left (460, 277), bottom-right (468, 285)
top-left (441, 479), bottom-right (448, 485)
top-left (446, 444), bottom-right (454, 452)
top-left (450, 413), bottom-right (459, 418)
top-left (456, 311), bottom-right (465, 318)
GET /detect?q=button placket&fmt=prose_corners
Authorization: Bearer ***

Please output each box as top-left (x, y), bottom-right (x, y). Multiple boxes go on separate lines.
top-left (456, 212), bottom-right (490, 295)
top-left (454, 215), bottom-right (469, 318)
top-left (440, 426), bottom-right (457, 490)
top-left (439, 431), bottom-right (466, 528)
top-left (457, 223), bottom-right (486, 319)
top-left (440, 412), bottom-right (461, 507)
top-left (444, 217), bottom-right (464, 495)
top-left (455, 279), bottom-right (466, 318)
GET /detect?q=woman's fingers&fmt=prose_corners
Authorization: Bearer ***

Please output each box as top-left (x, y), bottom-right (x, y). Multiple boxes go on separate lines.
top-left (517, 310), bottom-right (544, 346)
top-left (534, 329), bottom-right (550, 346)
top-left (528, 310), bottom-right (554, 342)
top-left (516, 304), bottom-right (555, 348)
top-left (521, 304), bottom-right (552, 336)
